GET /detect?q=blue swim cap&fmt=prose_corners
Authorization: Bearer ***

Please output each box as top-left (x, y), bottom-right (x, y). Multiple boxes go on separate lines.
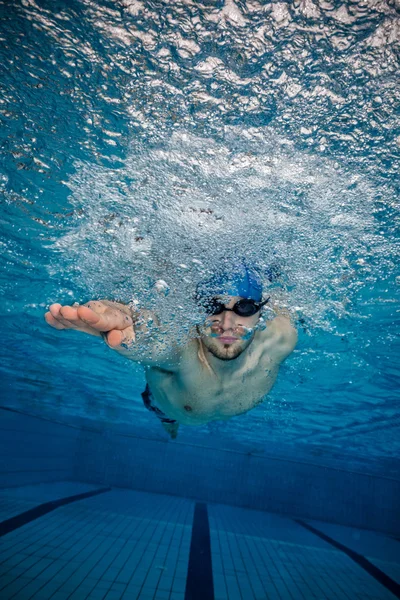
top-left (197, 262), bottom-right (263, 302)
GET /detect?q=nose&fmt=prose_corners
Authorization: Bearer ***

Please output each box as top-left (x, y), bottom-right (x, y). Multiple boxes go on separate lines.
top-left (217, 309), bottom-right (236, 331)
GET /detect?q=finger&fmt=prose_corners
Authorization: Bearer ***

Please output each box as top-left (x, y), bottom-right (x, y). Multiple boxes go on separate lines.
top-left (49, 304), bottom-right (101, 335)
top-left (107, 326), bottom-right (135, 349)
top-left (59, 305), bottom-right (79, 321)
top-left (106, 330), bottom-right (122, 348)
top-left (49, 303), bottom-right (77, 329)
top-left (45, 312), bottom-right (66, 330)
top-left (58, 306), bottom-right (100, 335)
top-left (49, 303), bottom-right (63, 318)
top-left (78, 305), bottom-right (133, 332)
top-left (53, 305), bottom-right (81, 329)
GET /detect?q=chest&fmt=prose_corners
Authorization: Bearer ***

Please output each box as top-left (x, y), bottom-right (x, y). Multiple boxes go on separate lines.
top-left (148, 340), bottom-right (277, 421)
top-left (179, 354), bottom-right (263, 400)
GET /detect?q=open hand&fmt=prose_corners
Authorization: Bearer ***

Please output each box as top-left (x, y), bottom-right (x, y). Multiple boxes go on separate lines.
top-left (44, 301), bottom-right (136, 348)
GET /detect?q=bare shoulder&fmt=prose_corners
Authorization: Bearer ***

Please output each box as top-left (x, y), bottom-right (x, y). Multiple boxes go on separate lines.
top-left (260, 315), bottom-right (298, 361)
top-left (269, 315), bottom-right (297, 338)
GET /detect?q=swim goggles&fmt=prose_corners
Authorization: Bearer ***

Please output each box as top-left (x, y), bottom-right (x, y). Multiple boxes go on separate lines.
top-left (202, 297), bottom-right (270, 317)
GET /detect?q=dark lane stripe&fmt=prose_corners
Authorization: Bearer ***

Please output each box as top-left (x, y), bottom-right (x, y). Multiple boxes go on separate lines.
top-left (0, 487), bottom-right (111, 537)
top-left (295, 519), bottom-right (400, 599)
top-left (185, 502), bottom-right (214, 600)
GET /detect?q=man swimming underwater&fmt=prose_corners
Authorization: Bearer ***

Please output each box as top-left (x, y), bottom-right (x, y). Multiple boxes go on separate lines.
top-left (45, 264), bottom-right (297, 439)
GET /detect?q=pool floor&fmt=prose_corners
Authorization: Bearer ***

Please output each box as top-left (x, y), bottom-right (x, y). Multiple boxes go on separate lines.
top-left (0, 483), bottom-right (399, 599)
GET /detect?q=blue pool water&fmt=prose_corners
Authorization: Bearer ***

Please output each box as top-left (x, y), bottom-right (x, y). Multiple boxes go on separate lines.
top-left (1, 0), bottom-right (398, 471)
top-left (0, 1), bottom-right (399, 598)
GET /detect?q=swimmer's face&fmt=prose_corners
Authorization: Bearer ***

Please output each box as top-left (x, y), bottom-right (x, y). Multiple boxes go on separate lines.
top-left (200, 296), bottom-right (260, 361)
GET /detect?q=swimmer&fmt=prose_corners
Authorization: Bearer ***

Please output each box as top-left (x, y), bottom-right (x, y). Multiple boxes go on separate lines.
top-left (45, 263), bottom-right (297, 439)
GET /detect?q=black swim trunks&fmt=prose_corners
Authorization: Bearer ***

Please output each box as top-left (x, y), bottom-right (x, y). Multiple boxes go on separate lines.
top-left (141, 385), bottom-right (177, 425)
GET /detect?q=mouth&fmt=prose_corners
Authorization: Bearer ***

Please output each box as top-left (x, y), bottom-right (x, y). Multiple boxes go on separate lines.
top-left (217, 336), bottom-right (238, 344)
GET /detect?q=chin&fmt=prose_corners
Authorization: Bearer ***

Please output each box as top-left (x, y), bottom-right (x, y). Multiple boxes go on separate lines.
top-left (206, 339), bottom-right (246, 361)
top-left (213, 352), bottom-right (242, 361)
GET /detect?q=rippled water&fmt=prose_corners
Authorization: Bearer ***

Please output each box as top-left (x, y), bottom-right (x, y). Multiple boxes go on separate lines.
top-left (0, 0), bottom-right (399, 471)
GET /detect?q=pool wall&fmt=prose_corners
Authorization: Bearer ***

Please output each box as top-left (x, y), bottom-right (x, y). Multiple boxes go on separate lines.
top-left (0, 408), bottom-right (79, 488)
top-left (2, 408), bottom-right (399, 536)
top-left (72, 427), bottom-right (400, 536)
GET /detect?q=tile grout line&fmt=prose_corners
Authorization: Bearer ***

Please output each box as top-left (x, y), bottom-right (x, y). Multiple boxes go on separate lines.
top-left (295, 519), bottom-right (400, 600)
top-left (0, 487), bottom-right (111, 537)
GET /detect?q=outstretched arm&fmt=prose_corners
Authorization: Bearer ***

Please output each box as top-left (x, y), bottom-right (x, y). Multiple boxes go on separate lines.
top-left (45, 300), bottom-right (179, 369)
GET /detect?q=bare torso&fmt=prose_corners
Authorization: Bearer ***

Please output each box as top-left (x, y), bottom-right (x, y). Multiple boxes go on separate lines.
top-left (145, 322), bottom-right (291, 425)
